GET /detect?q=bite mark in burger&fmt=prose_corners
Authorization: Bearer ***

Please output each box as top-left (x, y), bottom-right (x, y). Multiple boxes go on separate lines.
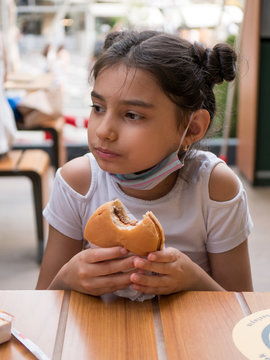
top-left (84, 199), bottom-right (165, 256)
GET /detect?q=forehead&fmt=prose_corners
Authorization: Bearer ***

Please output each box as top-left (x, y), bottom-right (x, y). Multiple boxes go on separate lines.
top-left (93, 64), bottom-right (168, 103)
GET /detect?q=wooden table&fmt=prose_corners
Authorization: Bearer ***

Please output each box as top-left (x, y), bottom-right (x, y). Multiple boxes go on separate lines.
top-left (4, 72), bottom-right (54, 92)
top-left (0, 290), bottom-right (269, 359)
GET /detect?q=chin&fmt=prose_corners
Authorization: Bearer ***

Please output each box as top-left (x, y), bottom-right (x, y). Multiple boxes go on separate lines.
top-left (92, 151), bottom-right (155, 175)
top-left (94, 157), bottom-right (123, 174)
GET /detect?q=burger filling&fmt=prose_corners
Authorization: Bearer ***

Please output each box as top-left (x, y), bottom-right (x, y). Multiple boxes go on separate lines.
top-left (113, 207), bottom-right (138, 227)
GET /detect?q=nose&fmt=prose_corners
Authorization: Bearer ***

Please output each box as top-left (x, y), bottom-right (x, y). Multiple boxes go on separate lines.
top-left (95, 115), bottom-right (117, 141)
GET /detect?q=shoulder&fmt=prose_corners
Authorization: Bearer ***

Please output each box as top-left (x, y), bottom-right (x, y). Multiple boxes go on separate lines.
top-left (60, 155), bottom-right (91, 196)
top-left (208, 162), bottom-right (239, 202)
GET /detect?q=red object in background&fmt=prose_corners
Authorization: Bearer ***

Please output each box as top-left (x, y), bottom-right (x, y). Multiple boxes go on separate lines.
top-left (64, 115), bottom-right (88, 128)
top-left (64, 115), bottom-right (77, 127)
top-left (45, 131), bottom-right (52, 140)
top-left (219, 154), bottom-right (228, 163)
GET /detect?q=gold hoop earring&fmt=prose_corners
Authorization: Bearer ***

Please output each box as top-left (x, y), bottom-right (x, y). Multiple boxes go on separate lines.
top-left (183, 144), bottom-right (189, 152)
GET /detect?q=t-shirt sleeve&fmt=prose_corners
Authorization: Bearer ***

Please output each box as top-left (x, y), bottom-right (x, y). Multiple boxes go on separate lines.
top-left (205, 181), bottom-right (253, 253)
top-left (43, 169), bottom-right (84, 240)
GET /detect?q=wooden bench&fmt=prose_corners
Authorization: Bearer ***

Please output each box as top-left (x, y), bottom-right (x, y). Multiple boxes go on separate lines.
top-left (16, 116), bottom-right (67, 170)
top-left (0, 149), bottom-right (50, 263)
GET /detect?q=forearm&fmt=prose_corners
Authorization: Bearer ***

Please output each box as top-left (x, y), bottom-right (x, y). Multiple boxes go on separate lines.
top-left (36, 263), bottom-right (69, 290)
top-left (131, 249), bottom-right (227, 294)
top-left (46, 264), bottom-right (70, 290)
top-left (36, 227), bottom-right (83, 290)
top-left (208, 241), bottom-right (254, 292)
top-left (190, 262), bottom-right (225, 291)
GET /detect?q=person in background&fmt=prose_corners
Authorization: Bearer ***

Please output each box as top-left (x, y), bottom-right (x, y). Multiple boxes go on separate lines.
top-left (41, 43), bottom-right (56, 73)
top-left (36, 30), bottom-right (253, 300)
top-left (0, 31), bottom-right (17, 157)
top-left (54, 44), bottom-right (70, 93)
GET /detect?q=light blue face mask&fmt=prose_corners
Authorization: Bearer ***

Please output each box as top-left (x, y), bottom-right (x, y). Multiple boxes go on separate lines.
top-left (110, 112), bottom-right (194, 191)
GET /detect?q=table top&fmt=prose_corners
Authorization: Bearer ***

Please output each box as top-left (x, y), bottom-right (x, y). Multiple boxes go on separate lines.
top-left (4, 72), bottom-right (54, 91)
top-left (0, 290), bottom-right (270, 360)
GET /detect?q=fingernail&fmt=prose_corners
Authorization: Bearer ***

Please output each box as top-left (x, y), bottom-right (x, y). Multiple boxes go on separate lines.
top-left (134, 257), bottom-right (145, 267)
top-left (148, 253), bottom-right (156, 261)
top-left (120, 247), bottom-right (128, 255)
top-left (130, 273), bottom-right (137, 282)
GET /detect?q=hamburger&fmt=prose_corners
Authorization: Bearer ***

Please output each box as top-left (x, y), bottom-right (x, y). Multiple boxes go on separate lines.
top-left (84, 199), bottom-right (164, 256)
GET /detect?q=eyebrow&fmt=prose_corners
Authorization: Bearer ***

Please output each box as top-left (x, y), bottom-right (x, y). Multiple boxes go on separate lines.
top-left (91, 90), bottom-right (154, 108)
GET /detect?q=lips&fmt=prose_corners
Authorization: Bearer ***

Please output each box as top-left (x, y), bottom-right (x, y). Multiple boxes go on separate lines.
top-left (94, 147), bottom-right (120, 160)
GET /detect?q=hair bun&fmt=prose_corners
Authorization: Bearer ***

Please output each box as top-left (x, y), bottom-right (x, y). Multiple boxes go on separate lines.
top-left (191, 42), bottom-right (237, 86)
top-left (207, 43), bottom-right (237, 85)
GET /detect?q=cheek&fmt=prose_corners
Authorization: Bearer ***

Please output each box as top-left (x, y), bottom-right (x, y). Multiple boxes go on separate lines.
top-left (87, 117), bottom-right (95, 137)
top-left (87, 120), bottom-right (95, 148)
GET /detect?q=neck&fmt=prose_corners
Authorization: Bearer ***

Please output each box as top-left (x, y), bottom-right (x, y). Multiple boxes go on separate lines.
top-left (119, 171), bottom-right (179, 200)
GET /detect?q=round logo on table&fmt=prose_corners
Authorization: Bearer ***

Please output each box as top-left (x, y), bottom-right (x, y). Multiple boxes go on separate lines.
top-left (233, 309), bottom-right (270, 359)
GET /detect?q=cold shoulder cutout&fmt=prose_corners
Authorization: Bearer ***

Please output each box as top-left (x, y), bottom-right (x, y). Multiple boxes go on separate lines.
top-left (60, 156), bottom-right (91, 196)
top-left (208, 162), bottom-right (239, 202)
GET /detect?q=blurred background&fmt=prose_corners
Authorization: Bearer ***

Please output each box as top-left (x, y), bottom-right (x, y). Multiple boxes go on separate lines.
top-left (1, 0), bottom-right (244, 148)
top-left (1, 0), bottom-right (270, 291)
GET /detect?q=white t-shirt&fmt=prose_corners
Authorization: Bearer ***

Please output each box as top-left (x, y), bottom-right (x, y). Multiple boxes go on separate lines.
top-left (44, 151), bottom-right (253, 299)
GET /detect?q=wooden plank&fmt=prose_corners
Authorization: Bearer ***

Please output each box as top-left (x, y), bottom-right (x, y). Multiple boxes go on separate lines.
top-left (159, 291), bottom-right (247, 360)
top-left (237, 0), bottom-right (261, 183)
top-left (18, 150), bottom-right (50, 175)
top-left (0, 290), bottom-right (64, 359)
top-left (242, 292), bottom-right (270, 313)
top-left (0, 151), bottom-right (22, 171)
top-left (5, 72), bottom-right (54, 91)
top-left (39, 117), bottom-right (67, 167)
top-left (40, 116), bottom-right (65, 132)
top-left (61, 291), bottom-right (158, 360)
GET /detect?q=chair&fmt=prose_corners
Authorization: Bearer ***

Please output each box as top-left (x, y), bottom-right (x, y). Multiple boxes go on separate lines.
top-left (0, 149), bottom-right (50, 263)
top-left (16, 116), bottom-right (66, 170)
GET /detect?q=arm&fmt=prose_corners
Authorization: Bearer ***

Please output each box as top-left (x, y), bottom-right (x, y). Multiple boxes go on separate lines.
top-left (130, 240), bottom-right (253, 293)
top-left (36, 225), bottom-right (136, 295)
top-left (207, 162), bottom-right (253, 291)
top-left (130, 162), bottom-right (253, 293)
top-left (208, 240), bottom-right (253, 291)
top-left (37, 157), bottom-right (136, 295)
top-left (36, 225), bottom-right (83, 290)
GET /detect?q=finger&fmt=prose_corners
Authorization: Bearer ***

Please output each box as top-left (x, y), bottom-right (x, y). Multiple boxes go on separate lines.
top-left (84, 246), bottom-right (128, 263)
top-left (130, 272), bottom-right (168, 288)
top-left (147, 247), bottom-right (178, 263)
top-left (92, 255), bottom-right (136, 276)
top-left (87, 271), bottom-right (133, 296)
top-left (131, 283), bottom-right (170, 295)
top-left (133, 257), bottom-right (171, 275)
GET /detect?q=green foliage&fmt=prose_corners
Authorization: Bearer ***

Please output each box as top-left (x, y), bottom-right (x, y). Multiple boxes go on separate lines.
top-left (210, 34), bottom-right (238, 138)
top-left (211, 81), bottom-right (238, 138)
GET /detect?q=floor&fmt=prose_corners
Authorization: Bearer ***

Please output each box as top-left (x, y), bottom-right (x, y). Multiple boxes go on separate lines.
top-left (0, 167), bottom-right (270, 291)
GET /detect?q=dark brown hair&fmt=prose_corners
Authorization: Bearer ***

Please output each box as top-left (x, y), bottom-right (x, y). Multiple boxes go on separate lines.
top-left (91, 30), bottom-right (237, 129)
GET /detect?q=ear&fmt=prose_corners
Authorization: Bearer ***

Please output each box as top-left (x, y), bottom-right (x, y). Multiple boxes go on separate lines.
top-left (183, 109), bottom-right (210, 146)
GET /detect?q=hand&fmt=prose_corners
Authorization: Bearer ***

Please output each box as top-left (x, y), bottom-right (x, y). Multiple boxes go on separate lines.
top-left (130, 247), bottom-right (202, 295)
top-left (52, 246), bottom-right (136, 296)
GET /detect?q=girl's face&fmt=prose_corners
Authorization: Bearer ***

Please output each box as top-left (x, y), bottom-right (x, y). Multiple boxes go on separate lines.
top-left (88, 64), bottom-right (183, 175)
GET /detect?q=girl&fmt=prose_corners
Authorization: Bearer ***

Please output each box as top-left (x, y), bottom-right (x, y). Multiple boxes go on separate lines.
top-left (36, 30), bottom-right (253, 298)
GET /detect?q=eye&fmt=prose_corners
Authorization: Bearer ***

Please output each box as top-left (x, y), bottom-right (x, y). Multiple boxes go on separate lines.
top-left (91, 104), bottom-right (105, 114)
top-left (125, 112), bottom-right (143, 121)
